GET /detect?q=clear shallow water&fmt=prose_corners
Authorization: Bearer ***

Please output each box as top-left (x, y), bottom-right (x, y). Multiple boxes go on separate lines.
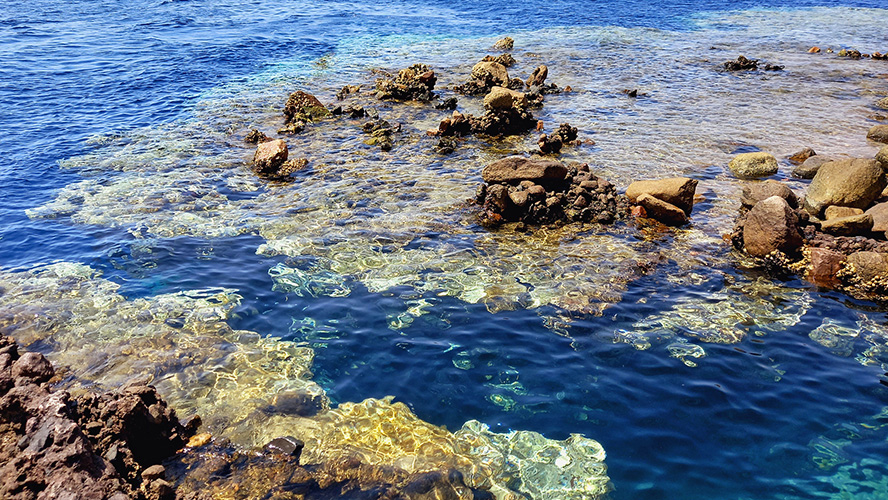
top-left (3, 1), bottom-right (888, 499)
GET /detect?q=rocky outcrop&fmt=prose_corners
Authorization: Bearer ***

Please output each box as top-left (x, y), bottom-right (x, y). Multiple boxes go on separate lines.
top-left (868, 124), bottom-right (888, 144)
top-left (729, 152), bottom-right (778, 178)
top-left (376, 64), bottom-right (437, 102)
top-left (741, 196), bottom-right (804, 257)
top-left (435, 91), bottom-right (537, 139)
top-left (626, 177), bottom-right (698, 216)
top-left (803, 158), bottom-right (886, 216)
top-left (526, 65), bottom-right (548, 87)
top-left (456, 59), bottom-right (516, 96)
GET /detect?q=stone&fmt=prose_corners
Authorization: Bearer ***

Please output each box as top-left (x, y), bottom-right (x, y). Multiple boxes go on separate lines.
top-left (824, 205), bottom-right (864, 220)
top-left (483, 86), bottom-right (528, 110)
top-left (729, 152), bottom-right (779, 178)
top-left (846, 251), bottom-right (888, 282)
top-left (865, 202), bottom-right (888, 232)
top-left (493, 36), bottom-right (514, 50)
top-left (471, 61), bottom-right (509, 86)
top-left (625, 177), bottom-right (698, 215)
top-left (788, 147), bottom-right (816, 165)
top-left (808, 46), bottom-right (821, 53)
top-left (265, 436), bottom-right (304, 461)
top-left (482, 156), bottom-right (568, 184)
top-left (868, 125), bottom-right (888, 144)
top-left (244, 129), bottom-right (269, 144)
top-left (141, 465), bottom-right (166, 482)
top-left (739, 180), bottom-right (798, 209)
top-left (636, 193), bottom-right (688, 226)
top-left (724, 55), bottom-right (759, 71)
top-left (820, 213), bottom-right (873, 236)
top-left (509, 190), bottom-right (529, 207)
top-left (526, 65), bottom-right (548, 87)
top-left (538, 134), bottom-right (562, 154)
top-left (877, 97), bottom-right (888, 110)
top-left (792, 155), bottom-right (833, 179)
top-left (876, 146), bottom-right (888, 170)
top-left (283, 91), bottom-right (329, 124)
top-left (376, 64), bottom-right (437, 102)
top-left (804, 158), bottom-right (886, 216)
top-left (252, 139), bottom-right (289, 178)
top-left (806, 247), bottom-right (845, 288)
top-left (743, 196), bottom-right (803, 257)
top-left (11, 352), bottom-right (54, 384)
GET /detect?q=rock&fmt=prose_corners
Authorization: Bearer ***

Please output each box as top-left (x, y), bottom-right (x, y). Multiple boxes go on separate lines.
top-left (483, 86), bottom-right (528, 110)
top-left (820, 213), bottom-right (874, 236)
top-left (252, 139), bottom-right (289, 178)
top-left (868, 125), bottom-right (888, 144)
top-left (739, 180), bottom-right (798, 209)
top-left (626, 177), bottom-right (698, 215)
top-left (824, 206), bottom-right (864, 220)
top-left (526, 65), bottom-right (548, 87)
top-left (493, 36), bottom-right (514, 50)
top-left (482, 156), bottom-right (567, 184)
top-left (636, 193), bottom-right (689, 226)
top-left (434, 97), bottom-right (458, 110)
top-left (792, 155), bottom-right (833, 179)
top-left (471, 61), bottom-right (509, 87)
top-left (724, 55), bottom-right (759, 71)
top-left (788, 147), bottom-right (816, 165)
top-left (509, 190), bottom-right (529, 207)
top-left (376, 64), bottom-right (437, 102)
top-left (743, 196), bottom-right (803, 257)
top-left (804, 158), bottom-right (886, 216)
top-left (283, 91), bottom-right (330, 124)
top-left (142, 465), bottom-right (166, 482)
top-left (846, 251), bottom-right (888, 282)
top-left (806, 247), bottom-right (845, 288)
top-left (538, 134), bottom-right (562, 154)
top-left (808, 46), bottom-right (821, 53)
top-left (876, 146), bottom-right (888, 170)
top-left (264, 436), bottom-right (304, 461)
top-left (244, 129), bottom-right (270, 144)
top-left (865, 202), bottom-right (888, 232)
top-left (11, 352), bottom-right (53, 384)
top-left (437, 111), bottom-right (472, 137)
top-left (729, 152), bottom-right (779, 178)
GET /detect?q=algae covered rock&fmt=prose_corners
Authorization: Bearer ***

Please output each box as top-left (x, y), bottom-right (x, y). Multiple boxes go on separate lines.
top-left (742, 196), bottom-right (803, 257)
top-left (729, 152), bottom-right (779, 179)
top-left (803, 158), bottom-right (886, 216)
top-left (867, 124), bottom-right (888, 144)
top-left (283, 90), bottom-right (330, 125)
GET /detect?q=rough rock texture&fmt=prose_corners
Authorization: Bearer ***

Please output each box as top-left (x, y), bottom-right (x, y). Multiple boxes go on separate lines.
top-left (283, 91), bottom-right (330, 125)
top-left (482, 156), bottom-right (567, 184)
top-left (526, 65), bottom-right (548, 87)
top-left (865, 202), bottom-right (888, 232)
top-left (824, 205), bottom-right (864, 220)
top-left (625, 177), bottom-right (698, 215)
top-left (868, 125), bottom-right (888, 144)
top-left (729, 152), bottom-right (779, 178)
top-left (483, 86), bottom-right (527, 110)
top-left (876, 146), bottom-right (888, 170)
top-left (820, 213), bottom-right (873, 236)
top-left (0, 335), bottom-right (194, 500)
top-left (437, 105), bottom-right (536, 138)
top-left (471, 61), bottom-right (509, 86)
top-left (723, 55), bottom-right (784, 71)
top-left (788, 147), bottom-right (816, 165)
top-left (362, 118), bottom-right (397, 151)
top-left (456, 60), bottom-right (515, 96)
top-left (739, 180), bottom-right (798, 209)
top-left (481, 53), bottom-right (516, 67)
top-left (375, 64), bottom-right (437, 102)
top-left (806, 247), bottom-right (846, 288)
top-left (845, 251), bottom-right (888, 282)
top-left (742, 196), bottom-right (803, 257)
top-left (636, 194), bottom-right (688, 226)
top-left (252, 139), bottom-right (290, 178)
top-left (793, 155), bottom-right (833, 179)
top-left (803, 158), bottom-right (886, 216)
top-left (537, 123), bottom-right (579, 154)
top-left (493, 36), bottom-right (514, 50)
top-left (244, 129), bottom-right (270, 144)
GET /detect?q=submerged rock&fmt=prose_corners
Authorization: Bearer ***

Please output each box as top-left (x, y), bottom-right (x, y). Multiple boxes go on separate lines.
top-left (729, 152), bottom-right (779, 178)
top-left (376, 64), bottom-right (437, 102)
top-left (636, 193), bottom-right (688, 226)
top-left (253, 139), bottom-right (290, 178)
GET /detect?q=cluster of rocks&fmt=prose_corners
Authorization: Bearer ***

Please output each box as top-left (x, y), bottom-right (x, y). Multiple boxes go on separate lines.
top-left (434, 86), bottom-right (537, 141)
top-left (0, 335), bottom-right (197, 500)
top-left (375, 63), bottom-right (438, 102)
top-left (732, 138), bottom-right (888, 297)
top-left (723, 55), bottom-right (784, 72)
top-left (808, 46), bottom-right (888, 60)
top-left (361, 118), bottom-right (400, 151)
top-left (538, 123), bottom-right (579, 154)
top-left (281, 90), bottom-right (331, 134)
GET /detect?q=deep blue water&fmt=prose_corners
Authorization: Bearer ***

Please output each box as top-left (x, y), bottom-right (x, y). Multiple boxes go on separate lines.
top-left (3, 1), bottom-right (888, 499)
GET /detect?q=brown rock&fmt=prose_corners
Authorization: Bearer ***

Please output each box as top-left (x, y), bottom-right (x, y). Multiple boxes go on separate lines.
top-left (865, 202), bottom-right (888, 232)
top-left (876, 145), bottom-right (888, 170)
top-left (792, 155), bottom-right (833, 179)
top-left (252, 139), bottom-right (289, 178)
top-left (729, 152), bottom-right (779, 178)
top-left (788, 147), bottom-right (816, 165)
top-left (820, 213), bottom-right (873, 236)
top-left (11, 352), bottom-right (54, 384)
top-left (493, 36), bottom-right (514, 50)
top-left (743, 196), bottom-right (803, 257)
top-left (482, 156), bottom-right (568, 184)
top-left (824, 205), bottom-right (864, 220)
top-left (804, 158), bottom-right (886, 216)
top-left (806, 247), bottom-right (845, 288)
top-left (808, 46), bottom-right (821, 53)
top-left (471, 61), bottom-right (509, 86)
top-left (636, 193), bottom-right (689, 226)
top-left (283, 91), bottom-right (329, 124)
top-left (626, 177), bottom-right (698, 215)
top-left (483, 86), bottom-right (528, 110)
top-left (526, 65), bottom-right (549, 87)
top-left (739, 180), bottom-right (798, 209)
top-left (846, 251), bottom-right (888, 282)
top-left (509, 190), bottom-right (529, 207)
top-left (867, 124), bottom-right (888, 144)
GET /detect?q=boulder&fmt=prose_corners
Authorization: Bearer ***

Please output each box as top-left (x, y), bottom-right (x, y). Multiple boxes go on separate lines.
top-left (806, 247), bottom-right (845, 288)
top-left (493, 36), bottom-right (514, 50)
top-left (482, 156), bottom-right (567, 184)
top-left (471, 61), bottom-right (509, 86)
top-left (864, 202), bottom-right (888, 232)
top-left (846, 251), bottom-right (888, 282)
top-left (803, 158), bottom-right (886, 216)
top-left (867, 124), bottom-right (888, 144)
top-left (283, 91), bottom-right (330, 124)
top-left (876, 145), bottom-right (888, 170)
top-left (742, 196), bottom-right (803, 257)
top-left (636, 193), bottom-right (688, 226)
top-left (820, 213), bottom-right (873, 236)
top-left (788, 147), bottom-right (816, 165)
top-left (729, 152), bottom-right (779, 178)
top-left (824, 206), bottom-right (864, 220)
top-left (252, 139), bottom-right (289, 178)
top-left (792, 155), bottom-right (833, 179)
top-left (526, 65), bottom-right (548, 87)
top-left (625, 177), bottom-right (698, 215)
top-left (483, 86), bottom-right (528, 110)
top-left (739, 180), bottom-right (797, 209)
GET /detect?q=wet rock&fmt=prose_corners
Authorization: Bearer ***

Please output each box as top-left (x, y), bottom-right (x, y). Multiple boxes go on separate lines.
top-left (808, 46), bottom-right (821, 53)
top-left (376, 64), bottom-right (437, 102)
top-left (471, 61), bottom-right (510, 87)
top-left (335, 84), bottom-right (361, 100)
top-left (467, 106), bottom-right (537, 136)
top-left (806, 247), bottom-right (845, 288)
top-left (876, 146), bottom-right (888, 170)
top-left (244, 129), bottom-right (270, 144)
top-left (626, 177), bottom-right (698, 215)
top-left (434, 97), bottom-right (458, 110)
top-left (838, 48), bottom-right (862, 59)
top-left (743, 196), bottom-right (803, 257)
top-left (11, 352), bottom-right (53, 385)
top-left (435, 136), bottom-right (458, 155)
top-left (493, 36), bottom-right (514, 50)
top-left (264, 436), bottom-right (304, 460)
top-left (538, 133), bottom-right (562, 154)
top-left (723, 55), bottom-right (783, 71)
top-left (792, 155), bottom-right (833, 179)
top-left (526, 65), bottom-right (548, 87)
top-left (865, 202), bottom-right (888, 232)
top-left (482, 156), bottom-right (567, 184)
top-left (877, 97), bottom-right (888, 110)
top-left (820, 213), bottom-right (873, 236)
top-left (868, 124), bottom-right (888, 144)
top-left (824, 205), bottom-right (864, 220)
top-left (636, 193), bottom-right (689, 226)
top-left (483, 86), bottom-right (528, 110)
top-left (252, 139), bottom-right (290, 178)
top-left (283, 90), bottom-right (330, 125)
top-left (739, 179), bottom-right (798, 210)
top-left (845, 251), bottom-right (888, 282)
top-left (482, 53), bottom-right (516, 67)
top-left (729, 152), bottom-right (779, 178)
top-left (362, 118), bottom-right (396, 151)
top-left (553, 123), bottom-right (578, 143)
top-left (437, 111), bottom-right (472, 137)
top-left (788, 147), bottom-right (816, 165)
top-left (803, 158), bottom-right (886, 216)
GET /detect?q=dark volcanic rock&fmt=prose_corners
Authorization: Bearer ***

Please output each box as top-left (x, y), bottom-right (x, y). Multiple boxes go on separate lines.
top-left (723, 55), bottom-right (783, 71)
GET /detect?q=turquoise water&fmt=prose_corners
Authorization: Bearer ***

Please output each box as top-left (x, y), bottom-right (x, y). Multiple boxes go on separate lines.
top-left (2, 1), bottom-right (888, 498)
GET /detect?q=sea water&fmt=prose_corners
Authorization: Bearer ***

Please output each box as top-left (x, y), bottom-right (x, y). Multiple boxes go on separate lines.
top-left (2, 0), bottom-right (888, 498)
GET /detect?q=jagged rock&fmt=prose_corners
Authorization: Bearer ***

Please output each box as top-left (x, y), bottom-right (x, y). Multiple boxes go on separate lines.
top-left (626, 177), bottom-right (698, 215)
top-left (335, 84), bottom-right (361, 100)
top-left (845, 251), bottom-right (888, 282)
top-left (482, 156), bottom-right (567, 184)
top-left (493, 36), bottom-right (514, 50)
top-left (865, 202), bottom-right (888, 231)
top-left (788, 147), bottom-right (816, 165)
top-left (471, 61), bottom-right (509, 87)
top-left (723, 55), bottom-right (783, 71)
top-left (821, 213), bottom-right (874, 236)
top-left (434, 97), bottom-right (458, 110)
top-left (362, 118), bottom-right (396, 151)
top-left (468, 107), bottom-right (536, 136)
top-left (437, 111), bottom-right (472, 137)
top-left (838, 48), bottom-right (862, 59)
top-left (526, 65), bottom-right (548, 87)
top-left (482, 53), bottom-right (516, 67)
top-left (792, 155), bottom-right (833, 179)
top-left (804, 158), bottom-right (886, 216)
top-left (538, 134), bottom-right (562, 154)
top-left (283, 91), bottom-right (330, 125)
top-left (483, 86), bottom-right (528, 110)
top-left (244, 129), bottom-right (270, 144)
top-left (553, 123), bottom-right (578, 143)
top-left (252, 139), bottom-right (290, 178)
top-left (868, 124), bottom-right (888, 144)
top-left (743, 196), bottom-right (803, 257)
top-left (636, 193), bottom-right (689, 226)
top-left (11, 352), bottom-right (54, 384)
top-left (729, 152), bottom-right (779, 178)
top-left (739, 180), bottom-right (798, 210)
top-left (824, 206), bottom-right (864, 220)
top-left (876, 146), bottom-right (888, 170)
top-left (376, 64), bottom-right (437, 102)
top-left (806, 247), bottom-right (846, 288)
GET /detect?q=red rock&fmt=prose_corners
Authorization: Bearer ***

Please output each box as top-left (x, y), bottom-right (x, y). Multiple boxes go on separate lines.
top-left (806, 247), bottom-right (845, 288)
top-left (743, 196), bottom-right (803, 257)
